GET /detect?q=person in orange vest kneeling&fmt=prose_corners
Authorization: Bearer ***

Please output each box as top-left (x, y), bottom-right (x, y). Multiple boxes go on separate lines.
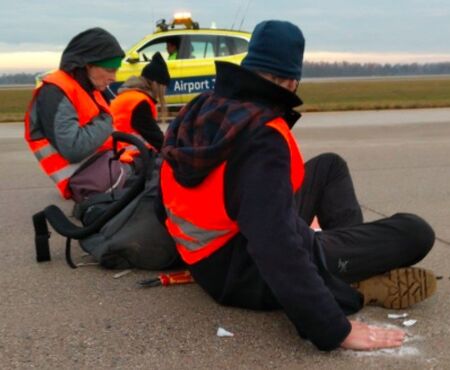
top-left (110, 52), bottom-right (170, 162)
top-left (24, 28), bottom-right (128, 202)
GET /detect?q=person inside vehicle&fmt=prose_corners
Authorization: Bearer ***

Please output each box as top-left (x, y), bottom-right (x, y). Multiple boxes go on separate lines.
top-left (157, 20), bottom-right (436, 352)
top-left (166, 37), bottom-right (180, 60)
top-left (24, 27), bottom-right (127, 202)
top-left (110, 52), bottom-right (171, 153)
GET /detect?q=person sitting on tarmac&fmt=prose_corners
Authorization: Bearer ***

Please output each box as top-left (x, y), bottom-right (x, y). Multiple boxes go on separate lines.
top-left (110, 52), bottom-right (171, 153)
top-left (157, 20), bottom-right (437, 352)
top-left (24, 27), bottom-right (126, 201)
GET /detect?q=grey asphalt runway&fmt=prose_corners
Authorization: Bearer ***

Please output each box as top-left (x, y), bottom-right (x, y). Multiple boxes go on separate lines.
top-left (1, 108), bottom-right (449, 369)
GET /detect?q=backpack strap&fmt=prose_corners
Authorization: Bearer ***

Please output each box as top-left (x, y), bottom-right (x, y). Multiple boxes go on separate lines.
top-left (32, 208), bottom-right (80, 269)
top-left (65, 238), bottom-right (77, 269)
top-left (33, 211), bottom-right (51, 262)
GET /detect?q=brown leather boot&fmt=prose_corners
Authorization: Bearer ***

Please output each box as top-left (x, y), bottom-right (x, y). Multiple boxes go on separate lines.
top-left (353, 267), bottom-right (437, 309)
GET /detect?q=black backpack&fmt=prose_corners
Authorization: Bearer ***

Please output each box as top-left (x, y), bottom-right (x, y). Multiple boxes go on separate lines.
top-left (33, 132), bottom-right (180, 270)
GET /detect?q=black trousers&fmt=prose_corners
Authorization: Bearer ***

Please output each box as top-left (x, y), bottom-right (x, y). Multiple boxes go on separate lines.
top-left (295, 153), bottom-right (435, 284)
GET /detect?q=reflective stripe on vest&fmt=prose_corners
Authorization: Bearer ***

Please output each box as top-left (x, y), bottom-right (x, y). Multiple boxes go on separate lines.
top-left (161, 117), bottom-right (305, 265)
top-left (33, 142), bottom-right (58, 160)
top-left (24, 70), bottom-right (110, 199)
top-left (33, 142), bottom-right (81, 182)
top-left (49, 163), bottom-right (80, 183)
top-left (165, 208), bottom-right (230, 251)
top-left (161, 161), bottom-right (239, 264)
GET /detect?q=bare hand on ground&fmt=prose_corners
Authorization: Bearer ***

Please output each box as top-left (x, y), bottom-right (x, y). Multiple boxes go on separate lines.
top-left (340, 320), bottom-right (405, 350)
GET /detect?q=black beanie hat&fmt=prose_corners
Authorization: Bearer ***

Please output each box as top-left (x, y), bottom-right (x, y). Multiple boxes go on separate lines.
top-left (242, 20), bottom-right (305, 80)
top-left (141, 52), bottom-right (171, 86)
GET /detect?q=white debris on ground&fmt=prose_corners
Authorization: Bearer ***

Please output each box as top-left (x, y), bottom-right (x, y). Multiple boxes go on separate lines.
top-left (76, 262), bottom-right (99, 267)
top-left (217, 327), bottom-right (234, 337)
top-left (402, 319), bottom-right (418, 327)
top-left (113, 269), bottom-right (132, 279)
top-left (387, 313), bottom-right (418, 327)
top-left (388, 313), bottom-right (408, 319)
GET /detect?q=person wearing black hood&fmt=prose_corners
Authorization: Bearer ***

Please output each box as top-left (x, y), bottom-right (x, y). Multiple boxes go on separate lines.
top-left (110, 52), bottom-right (171, 152)
top-left (25, 27), bottom-right (125, 200)
top-left (158, 20), bottom-right (436, 351)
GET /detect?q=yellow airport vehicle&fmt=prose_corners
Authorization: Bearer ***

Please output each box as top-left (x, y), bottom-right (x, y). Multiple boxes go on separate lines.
top-left (112, 13), bottom-right (251, 105)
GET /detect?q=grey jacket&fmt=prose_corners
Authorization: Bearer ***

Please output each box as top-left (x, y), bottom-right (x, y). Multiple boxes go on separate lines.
top-left (28, 83), bottom-right (113, 163)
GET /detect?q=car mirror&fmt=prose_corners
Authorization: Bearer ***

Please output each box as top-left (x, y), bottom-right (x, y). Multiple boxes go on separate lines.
top-left (126, 51), bottom-right (140, 64)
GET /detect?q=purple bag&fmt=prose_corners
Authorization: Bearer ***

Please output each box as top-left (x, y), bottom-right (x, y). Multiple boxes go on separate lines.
top-left (69, 150), bottom-right (131, 203)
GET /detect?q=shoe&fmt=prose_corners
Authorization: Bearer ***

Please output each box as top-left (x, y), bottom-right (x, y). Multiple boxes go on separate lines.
top-left (353, 267), bottom-right (437, 309)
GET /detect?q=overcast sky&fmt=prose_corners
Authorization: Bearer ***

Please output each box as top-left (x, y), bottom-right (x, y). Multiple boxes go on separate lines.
top-left (2, 0), bottom-right (450, 73)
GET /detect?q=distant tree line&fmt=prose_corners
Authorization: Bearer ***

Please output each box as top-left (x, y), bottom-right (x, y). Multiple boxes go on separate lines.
top-left (1, 62), bottom-right (450, 84)
top-left (0, 72), bottom-right (39, 85)
top-left (302, 61), bottom-right (450, 78)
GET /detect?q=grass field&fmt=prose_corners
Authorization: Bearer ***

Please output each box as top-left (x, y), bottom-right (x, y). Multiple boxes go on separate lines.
top-left (1, 76), bottom-right (450, 122)
top-left (299, 76), bottom-right (450, 112)
top-left (0, 88), bottom-right (32, 122)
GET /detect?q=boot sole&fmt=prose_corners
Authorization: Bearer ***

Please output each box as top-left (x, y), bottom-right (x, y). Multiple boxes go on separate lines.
top-left (353, 267), bottom-right (437, 309)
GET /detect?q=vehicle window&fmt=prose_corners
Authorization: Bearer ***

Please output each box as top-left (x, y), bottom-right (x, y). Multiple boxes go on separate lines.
top-left (181, 35), bottom-right (249, 59)
top-left (233, 37), bottom-right (249, 54)
top-left (138, 40), bottom-right (169, 61)
top-left (187, 35), bottom-right (216, 59)
top-left (217, 36), bottom-right (232, 57)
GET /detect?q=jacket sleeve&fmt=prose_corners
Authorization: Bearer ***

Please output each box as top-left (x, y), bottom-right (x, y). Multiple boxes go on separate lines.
top-left (228, 126), bottom-right (351, 351)
top-left (36, 84), bottom-right (113, 163)
top-left (130, 100), bottom-right (164, 151)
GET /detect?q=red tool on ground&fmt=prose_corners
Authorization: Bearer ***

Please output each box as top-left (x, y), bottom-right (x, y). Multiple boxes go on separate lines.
top-left (139, 270), bottom-right (194, 287)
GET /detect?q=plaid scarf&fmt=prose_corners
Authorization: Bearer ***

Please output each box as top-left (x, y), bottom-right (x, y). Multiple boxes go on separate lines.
top-left (162, 91), bottom-right (278, 186)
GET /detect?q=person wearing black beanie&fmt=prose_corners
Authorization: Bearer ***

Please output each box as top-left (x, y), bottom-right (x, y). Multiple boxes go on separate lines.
top-left (110, 52), bottom-right (171, 151)
top-left (141, 52), bottom-right (171, 85)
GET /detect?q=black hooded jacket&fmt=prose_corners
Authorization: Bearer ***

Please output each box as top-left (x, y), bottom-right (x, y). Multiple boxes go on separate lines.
top-left (29, 28), bottom-right (124, 163)
top-left (158, 62), bottom-right (352, 351)
top-left (59, 27), bottom-right (124, 72)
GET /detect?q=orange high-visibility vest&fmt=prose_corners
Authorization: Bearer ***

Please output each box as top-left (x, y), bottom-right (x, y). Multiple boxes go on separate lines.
top-left (24, 70), bottom-right (111, 199)
top-left (160, 117), bottom-right (305, 265)
top-left (110, 89), bottom-right (158, 162)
